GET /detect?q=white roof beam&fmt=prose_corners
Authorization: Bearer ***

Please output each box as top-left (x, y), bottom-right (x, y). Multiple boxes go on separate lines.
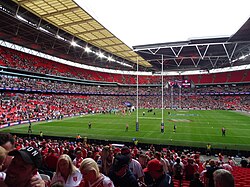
top-left (170, 46), bottom-right (183, 57)
top-left (149, 48), bottom-right (160, 55)
top-left (191, 58), bottom-right (201, 68)
top-left (196, 44), bottom-right (209, 59)
top-left (208, 56), bottom-right (219, 68)
top-left (173, 58), bottom-right (184, 67)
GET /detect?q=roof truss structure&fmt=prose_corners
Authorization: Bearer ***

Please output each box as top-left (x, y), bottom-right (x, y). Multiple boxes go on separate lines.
top-left (134, 18), bottom-right (250, 72)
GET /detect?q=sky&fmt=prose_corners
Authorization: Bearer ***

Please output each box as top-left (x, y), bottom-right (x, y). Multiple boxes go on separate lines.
top-left (74, 0), bottom-right (250, 48)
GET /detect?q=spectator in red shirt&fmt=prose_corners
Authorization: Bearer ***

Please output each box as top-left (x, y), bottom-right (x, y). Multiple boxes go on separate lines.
top-left (184, 158), bottom-right (197, 181)
top-left (44, 149), bottom-right (59, 172)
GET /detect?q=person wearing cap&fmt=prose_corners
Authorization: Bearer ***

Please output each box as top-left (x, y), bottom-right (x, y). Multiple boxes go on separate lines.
top-left (109, 153), bottom-right (139, 187)
top-left (143, 158), bottom-right (173, 187)
top-left (0, 146), bottom-right (46, 187)
top-left (121, 146), bottom-right (145, 184)
top-left (51, 154), bottom-right (82, 187)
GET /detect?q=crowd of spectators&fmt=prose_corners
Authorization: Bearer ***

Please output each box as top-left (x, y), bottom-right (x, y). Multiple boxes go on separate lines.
top-left (0, 91), bottom-right (249, 125)
top-left (1, 46), bottom-right (250, 85)
top-left (0, 46), bottom-right (249, 120)
top-left (0, 46), bottom-right (160, 84)
top-left (0, 78), bottom-right (249, 125)
top-left (1, 132), bottom-right (248, 186)
top-left (1, 76), bottom-right (250, 95)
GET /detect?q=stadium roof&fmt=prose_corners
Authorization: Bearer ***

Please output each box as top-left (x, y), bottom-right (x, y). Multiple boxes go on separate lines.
top-left (0, 0), bottom-right (150, 71)
top-left (133, 19), bottom-right (250, 72)
top-left (0, 0), bottom-right (250, 73)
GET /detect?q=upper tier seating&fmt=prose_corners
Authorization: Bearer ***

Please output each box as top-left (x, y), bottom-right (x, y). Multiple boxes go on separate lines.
top-left (1, 46), bottom-right (250, 84)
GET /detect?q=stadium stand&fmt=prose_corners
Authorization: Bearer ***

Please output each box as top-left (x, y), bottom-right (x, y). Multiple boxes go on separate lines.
top-left (1, 46), bottom-right (250, 85)
top-left (0, 1), bottom-right (250, 186)
top-left (0, 6), bottom-right (250, 187)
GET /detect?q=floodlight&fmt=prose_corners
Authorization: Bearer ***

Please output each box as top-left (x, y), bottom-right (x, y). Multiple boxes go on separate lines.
top-left (98, 52), bottom-right (105, 58)
top-left (107, 56), bottom-right (114, 61)
top-left (16, 15), bottom-right (28, 23)
top-left (71, 41), bottom-right (77, 46)
top-left (85, 46), bottom-right (91, 53)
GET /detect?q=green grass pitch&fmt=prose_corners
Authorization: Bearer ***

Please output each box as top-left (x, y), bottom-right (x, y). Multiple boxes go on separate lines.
top-left (1, 109), bottom-right (250, 151)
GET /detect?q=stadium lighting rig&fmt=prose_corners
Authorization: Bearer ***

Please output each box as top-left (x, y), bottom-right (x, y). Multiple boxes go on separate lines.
top-left (107, 56), bottom-right (115, 62)
top-left (84, 46), bottom-right (92, 53)
top-left (97, 52), bottom-right (105, 59)
top-left (230, 52), bottom-right (250, 64)
top-left (70, 41), bottom-right (77, 47)
top-left (84, 46), bottom-right (132, 67)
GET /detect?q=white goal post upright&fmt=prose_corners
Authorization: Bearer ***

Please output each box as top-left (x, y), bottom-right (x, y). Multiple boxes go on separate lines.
top-left (136, 56), bottom-right (139, 131)
top-left (161, 55), bottom-right (165, 130)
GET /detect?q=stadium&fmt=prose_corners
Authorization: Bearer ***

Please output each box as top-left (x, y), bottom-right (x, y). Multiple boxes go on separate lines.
top-left (0, 1), bottom-right (250, 186)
